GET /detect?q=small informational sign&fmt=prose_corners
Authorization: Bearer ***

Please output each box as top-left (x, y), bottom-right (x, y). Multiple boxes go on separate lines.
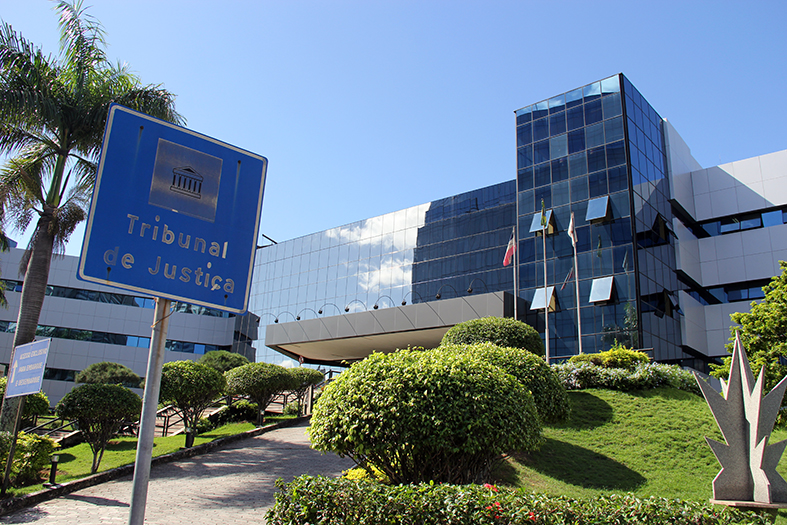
top-left (78, 104), bottom-right (267, 314)
top-left (5, 339), bottom-right (51, 398)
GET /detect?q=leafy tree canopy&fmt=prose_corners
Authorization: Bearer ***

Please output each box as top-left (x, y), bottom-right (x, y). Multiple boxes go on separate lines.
top-left (75, 361), bottom-right (141, 388)
top-left (711, 261), bottom-right (787, 393)
top-left (225, 362), bottom-right (296, 425)
top-left (0, 377), bottom-right (49, 419)
top-left (198, 350), bottom-right (249, 374)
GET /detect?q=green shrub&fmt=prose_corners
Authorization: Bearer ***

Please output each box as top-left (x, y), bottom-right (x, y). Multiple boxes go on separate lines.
top-left (210, 399), bottom-right (260, 426)
top-left (343, 465), bottom-right (390, 484)
top-left (197, 350), bottom-right (249, 374)
top-left (282, 400), bottom-right (300, 416)
top-left (0, 377), bottom-right (50, 420)
top-left (12, 432), bottom-right (58, 486)
top-left (194, 417), bottom-right (215, 434)
top-left (437, 342), bottom-right (569, 423)
top-left (75, 361), bottom-right (141, 388)
top-left (309, 348), bottom-right (542, 484)
top-left (225, 362), bottom-right (295, 425)
top-left (568, 344), bottom-right (650, 370)
top-left (266, 475), bottom-right (768, 525)
top-left (554, 362), bottom-right (701, 395)
top-left (440, 317), bottom-right (544, 356)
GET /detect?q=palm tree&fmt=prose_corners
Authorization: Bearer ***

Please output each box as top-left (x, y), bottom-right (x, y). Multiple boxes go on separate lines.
top-left (0, 1), bottom-right (183, 431)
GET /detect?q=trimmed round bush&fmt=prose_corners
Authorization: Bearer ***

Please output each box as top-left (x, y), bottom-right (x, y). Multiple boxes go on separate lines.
top-left (440, 316), bottom-right (544, 355)
top-left (568, 346), bottom-right (650, 370)
top-left (438, 342), bottom-right (570, 423)
top-left (225, 362), bottom-right (296, 424)
top-left (554, 361), bottom-right (701, 395)
top-left (309, 348), bottom-right (542, 485)
top-left (76, 361), bottom-right (141, 387)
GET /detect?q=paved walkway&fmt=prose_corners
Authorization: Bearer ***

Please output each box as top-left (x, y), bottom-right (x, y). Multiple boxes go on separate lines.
top-left (1, 421), bottom-right (354, 524)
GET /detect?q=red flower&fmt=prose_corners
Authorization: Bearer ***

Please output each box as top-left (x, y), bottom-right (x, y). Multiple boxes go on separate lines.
top-left (483, 483), bottom-right (499, 492)
top-left (528, 511), bottom-right (537, 521)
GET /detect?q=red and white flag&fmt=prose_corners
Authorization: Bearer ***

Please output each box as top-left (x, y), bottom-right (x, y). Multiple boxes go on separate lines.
top-left (567, 212), bottom-right (577, 248)
top-left (503, 228), bottom-right (516, 266)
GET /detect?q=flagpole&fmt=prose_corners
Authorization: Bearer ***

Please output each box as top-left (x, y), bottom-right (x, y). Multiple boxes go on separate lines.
top-left (513, 226), bottom-right (518, 320)
top-left (541, 200), bottom-right (549, 364)
top-left (573, 217), bottom-right (582, 354)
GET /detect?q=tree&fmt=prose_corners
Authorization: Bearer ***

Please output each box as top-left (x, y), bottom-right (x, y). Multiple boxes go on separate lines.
top-left (225, 362), bottom-right (295, 425)
top-left (286, 367), bottom-right (323, 416)
top-left (75, 361), bottom-right (141, 388)
top-left (440, 316), bottom-right (544, 355)
top-left (711, 261), bottom-right (787, 394)
top-left (55, 383), bottom-right (141, 473)
top-left (197, 350), bottom-right (249, 374)
top-left (309, 348), bottom-right (542, 484)
top-left (0, 1), bottom-right (182, 431)
top-left (0, 377), bottom-right (49, 422)
top-left (159, 361), bottom-right (225, 448)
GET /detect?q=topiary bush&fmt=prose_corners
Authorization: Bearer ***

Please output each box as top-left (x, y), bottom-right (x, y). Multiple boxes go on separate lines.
top-left (440, 317), bottom-right (544, 356)
top-left (309, 348), bottom-right (542, 485)
top-left (209, 399), bottom-right (259, 427)
top-left (75, 361), bottom-right (141, 388)
top-left (225, 362), bottom-right (296, 425)
top-left (437, 342), bottom-right (569, 423)
top-left (568, 343), bottom-right (650, 370)
top-left (266, 475), bottom-right (768, 525)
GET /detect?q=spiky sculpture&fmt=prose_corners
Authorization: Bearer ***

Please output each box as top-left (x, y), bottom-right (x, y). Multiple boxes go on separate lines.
top-left (695, 333), bottom-right (787, 503)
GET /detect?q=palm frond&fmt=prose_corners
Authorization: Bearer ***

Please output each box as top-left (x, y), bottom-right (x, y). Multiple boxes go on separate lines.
top-left (50, 198), bottom-right (86, 254)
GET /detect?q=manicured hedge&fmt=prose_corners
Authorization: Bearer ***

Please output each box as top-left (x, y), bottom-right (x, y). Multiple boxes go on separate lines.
top-left (441, 317), bottom-right (544, 356)
top-left (437, 342), bottom-right (570, 423)
top-left (309, 348), bottom-right (542, 484)
top-left (265, 475), bottom-right (768, 525)
top-left (568, 347), bottom-right (650, 370)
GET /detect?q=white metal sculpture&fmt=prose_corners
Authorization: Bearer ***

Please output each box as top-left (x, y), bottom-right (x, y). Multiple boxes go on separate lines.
top-left (695, 332), bottom-right (787, 504)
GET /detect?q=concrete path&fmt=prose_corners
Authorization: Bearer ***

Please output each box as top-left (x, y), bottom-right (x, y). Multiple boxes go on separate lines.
top-left (0, 420), bottom-right (354, 524)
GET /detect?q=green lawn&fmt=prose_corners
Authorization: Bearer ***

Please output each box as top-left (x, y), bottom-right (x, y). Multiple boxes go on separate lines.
top-left (494, 387), bottom-right (787, 523)
top-left (7, 416), bottom-right (295, 498)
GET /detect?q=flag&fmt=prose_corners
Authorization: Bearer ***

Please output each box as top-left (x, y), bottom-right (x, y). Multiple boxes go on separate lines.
top-left (567, 212), bottom-right (577, 248)
top-left (503, 228), bottom-right (516, 266)
top-left (622, 249), bottom-right (629, 271)
top-left (561, 266), bottom-right (574, 290)
top-left (540, 199), bottom-right (547, 228)
top-left (597, 235), bottom-right (603, 258)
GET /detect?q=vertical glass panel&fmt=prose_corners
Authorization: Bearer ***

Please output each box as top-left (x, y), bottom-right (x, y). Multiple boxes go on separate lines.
top-left (518, 189), bottom-right (535, 214)
top-left (601, 75), bottom-right (620, 94)
top-left (549, 94), bottom-right (566, 114)
top-left (585, 122), bottom-right (604, 149)
top-left (584, 99), bottom-right (603, 125)
top-left (763, 210), bottom-right (782, 227)
top-left (603, 93), bottom-right (622, 119)
top-left (517, 167), bottom-right (534, 191)
top-left (583, 81), bottom-right (602, 100)
top-left (533, 100), bottom-right (549, 119)
top-left (517, 122), bottom-right (532, 147)
top-left (606, 140), bottom-right (626, 168)
top-left (549, 134), bottom-right (568, 159)
top-left (533, 118), bottom-right (549, 141)
top-left (604, 116), bottom-right (624, 143)
top-left (567, 106), bottom-right (584, 131)
top-left (566, 87), bottom-right (583, 108)
top-left (587, 146), bottom-right (607, 172)
top-left (517, 145), bottom-right (533, 169)
top-left (551, 157), bottom-right (569, 182)
top-left (552, 181), bottom-right (570, 207)
top-left (569, 152), bottom-right (587, 177)
top-left (568, 129), bottom-right (585, 154)
top-left (588, 169), bottom-right (608, 198)
top-left (549, 112), bottom-right (566, 136)
top-left (570, 176), bottom-right (589, 202)
top-left (535, 185), bottom-right (551, 210)
top-left (534, 163), bottom-right (551, 187)
top-left (516, 105), bottom-right (533, 125)
top-left (534, 140), bottom-right (550, 164)
top-left (608, 165), bottom-right (628, 192)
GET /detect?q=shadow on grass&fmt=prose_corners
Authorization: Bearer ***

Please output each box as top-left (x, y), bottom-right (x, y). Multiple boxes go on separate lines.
top-left (516, 438), bottom-right (646, 491)
top-left (555, 392), bottom-right (614, 430)
top-left (105, 440), bottom-right (138, 452)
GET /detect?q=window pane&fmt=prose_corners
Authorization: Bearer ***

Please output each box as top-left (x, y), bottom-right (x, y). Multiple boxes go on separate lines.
top-left (583, 81), bottom-right (601, 101)
top-left (601, 75), bottom-right (620, 94)
top-left (533, 100), bottom-right (549, 120)
top-left (567, 106), bottom-right (584, 131)
top-left (566, 87), bottom-right (583, 108)
top-left (585, 122), bottom-right (604, 149)
top-left (606, 140), bottom-right (626, 168)
top-left (570, 176), bottom-right (589, 202)
top-left (569, 152), bottom-right (587, 177)
top-left (533, 117), bottom-right (549, 141)
top-left (517, 167), bottom-right (534, 191)
top-left (549, 94), bottom-right (566, 114)
top-left (584, 99), bottom-right (603, 125)
top-left (534, 140), bottom-right (550, 164)
top-left (762, 210), bottom-right (782, 227)
top-left (552, 181), bottom-right (569, 207)
top-left (534, 163), bottom-right (551, 187)
top-left (604, 116), bottom-right (624, 143)
top-left (550, 134), bottom-right (568, 159)
top-left (585, 196), bottom-right (611, 222)
top-left (517, 145), bottom-right (533, 169)
top-left (517, 123), bottom-right (532, 147)
top-left (587, 146), bottom-right (607, 173)
top-left (602, 93), bottom-right (622, 119)
top-left (549, 112), bottom-right (566, 136)
top-left (551, 157), bottom-right (568, 182)
top-left (568, 129), bottom-right (586, 154)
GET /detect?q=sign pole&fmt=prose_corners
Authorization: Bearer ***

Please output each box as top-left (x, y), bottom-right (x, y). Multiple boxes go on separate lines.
top-left (128, 297), bottom-right (171, 525)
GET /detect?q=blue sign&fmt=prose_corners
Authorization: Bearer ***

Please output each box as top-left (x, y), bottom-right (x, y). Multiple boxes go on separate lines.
top-left (5, 339), bottom-right (50, 398)
top-left (78, 105), bottom-right (267, 313)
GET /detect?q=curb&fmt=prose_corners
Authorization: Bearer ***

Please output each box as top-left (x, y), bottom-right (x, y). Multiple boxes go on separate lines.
top-left (0, 416), bottom-right (308, 516)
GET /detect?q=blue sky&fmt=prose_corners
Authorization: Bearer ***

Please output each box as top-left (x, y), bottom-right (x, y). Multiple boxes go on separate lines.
top-left (2, 0), bottom-right (786, 256)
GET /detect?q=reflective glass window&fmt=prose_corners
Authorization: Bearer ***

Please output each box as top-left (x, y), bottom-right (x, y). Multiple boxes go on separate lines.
top-left (604, 116), bottom-right (624, 143)
top-left (551, 157), bottom-right (568, 182)
top-left (606, 140), bottom-right (626, 168)
top-left (550, 134), bottom-right (568, 159)
top-left (517, 167), bottom-right (534, 191)
top-left (529, 210), bottom-right (553, 233)
top-left (531, 286), bottom-right (556, 311)
top-left (583, 81), bottom-right (602, 101)
top-left (533, 100), bottom-right (549, 119)
top-left (585, 122), bottom-right (604, 149)
top-left (534, 140), bottom-right (550, 164)
top-left (601, 75), bottom-right (620, 94)
top-left (552, 181), bottom-right (569, 207)
top-left (587, 146), bottom-right (606, 173)
top-left (517, 123), bottom-right (532, 147)
top-left (602, 93), bottom-right (622, 119)
top-left (740, 214), bottom-right (761, 230)
top-left (518, 190), bottom-right (534, 214)
top-left (584, 99), bottom-right (603, 125)
top-left (567, 106), bottom-right (584, 131)
top-left (517, 145), bottom-right (533, 169)
top-left (569, 151), bottom-right (587, 177)
top-left (533, 118), bottom-right (549, 142)
top-left (589, 276), bottom-right (614, 303)
top-left (549, 94), bottom-right (566, 114)
top-left (570, 176), bottom-right (589, 203)
top-left (534, 163), bottom-right (551, 187)
top-left (763, 210), bottom-right (782, 227)
top-left (608, 165), bottom-right (628, 192)
top-left (535, 186), bottom-right (552, 210)
top-left (568, 129), bottom-right (586, 154)
top-left (719, 218), bottom-right (740, 233)
top-left (550, 112), bottom-right (566, 136)
top-left (585, 196), bottom-right (611, 222)
top-left (588, 169), bottom-right (608, 198)
top-left (516, 105), bottom-right (532, 125)
top-left (566, 87), bottom-right (583, 108)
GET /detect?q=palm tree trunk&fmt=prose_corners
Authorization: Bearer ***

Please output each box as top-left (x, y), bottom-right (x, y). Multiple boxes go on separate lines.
top-left (0, 212), bottom-right (55, 432)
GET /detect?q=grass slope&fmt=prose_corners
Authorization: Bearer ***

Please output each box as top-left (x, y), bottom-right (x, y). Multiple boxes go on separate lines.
top-left (497, 387), bottom-right (787, 521)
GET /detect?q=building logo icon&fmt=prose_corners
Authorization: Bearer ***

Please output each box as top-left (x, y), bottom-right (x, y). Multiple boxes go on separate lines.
top-left (149, 139), bottom-right (222, 222)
